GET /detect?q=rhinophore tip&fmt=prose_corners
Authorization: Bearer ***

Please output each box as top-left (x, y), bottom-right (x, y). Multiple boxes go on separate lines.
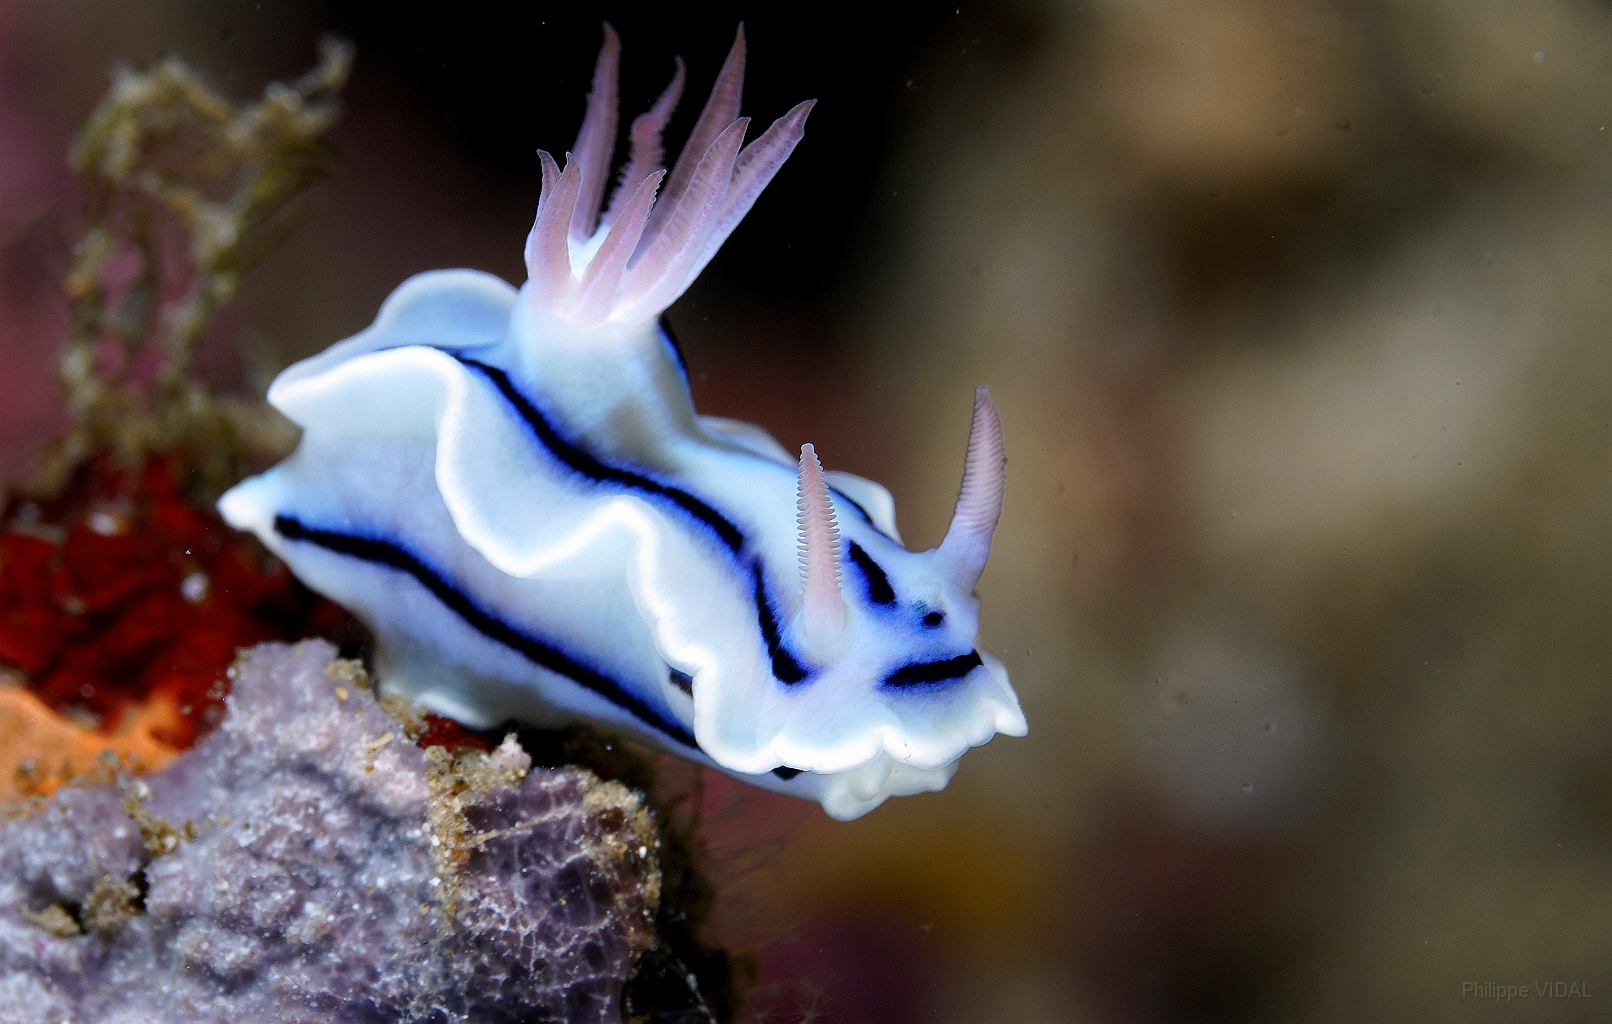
top-left (797, 443), bottom-right (846, 652)
top-left (937, 386), bottom-right (1006, 591)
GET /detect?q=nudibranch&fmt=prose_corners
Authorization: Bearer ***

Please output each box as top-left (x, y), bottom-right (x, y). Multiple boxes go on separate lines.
top-left (220, 27), bottom-right (1026, 819)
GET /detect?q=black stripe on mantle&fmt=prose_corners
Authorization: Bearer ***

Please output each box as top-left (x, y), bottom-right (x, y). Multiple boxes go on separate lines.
top-left (272, 514), bottom-right (699, 750)
top-left (458, 356), bottom-right (746, 553)
top-left (455, 355), bottom-right (823, 684)
top-left (882, 650), bottom-right (984, 690)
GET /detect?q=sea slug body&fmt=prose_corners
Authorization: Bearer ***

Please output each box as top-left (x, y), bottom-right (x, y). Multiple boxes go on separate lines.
top-left (220, 26), bottom-right (1027, 820)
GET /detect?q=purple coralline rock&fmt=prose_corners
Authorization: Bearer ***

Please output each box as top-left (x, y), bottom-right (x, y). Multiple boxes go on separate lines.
top-left (0, 641), bottom-right (662, 1023)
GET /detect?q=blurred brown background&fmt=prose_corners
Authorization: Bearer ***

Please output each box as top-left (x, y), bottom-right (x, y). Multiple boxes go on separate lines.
top-left (2, 2), bottom-right (1609, 1021)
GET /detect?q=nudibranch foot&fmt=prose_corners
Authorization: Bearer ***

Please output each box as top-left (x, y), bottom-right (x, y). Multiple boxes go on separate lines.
top-left (220, 26), bottom-right (1025, 821)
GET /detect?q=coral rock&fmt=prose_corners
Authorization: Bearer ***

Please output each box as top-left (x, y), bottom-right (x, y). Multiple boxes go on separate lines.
top-left (0, 679), bottom-right (180, 797)
top-left (0, 640), bottom-right (661, 1023)
top-left (0, 457), bottom-right (353, 769)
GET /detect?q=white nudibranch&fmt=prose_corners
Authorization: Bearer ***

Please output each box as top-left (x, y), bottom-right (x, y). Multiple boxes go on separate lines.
top-left (219, 26), bottom-right (1026, 820)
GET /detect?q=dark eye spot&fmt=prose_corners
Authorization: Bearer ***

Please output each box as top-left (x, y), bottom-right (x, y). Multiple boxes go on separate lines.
top-left (922, 611), bottom-right (945, 628)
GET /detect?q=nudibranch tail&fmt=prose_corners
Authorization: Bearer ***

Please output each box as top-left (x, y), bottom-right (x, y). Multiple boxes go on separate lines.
top-left (523, 23), bottom-right (814, 329)
top-left (938, 386), bottom-right (1007, 591)
top-left (796, 443), bottom-right (846, 653)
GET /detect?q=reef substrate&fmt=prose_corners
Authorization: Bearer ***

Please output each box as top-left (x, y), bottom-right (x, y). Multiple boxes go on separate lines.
top-left (0, 640), bottom-right (664, 1023)
top-left (0, 457), bottom-right (352, 792)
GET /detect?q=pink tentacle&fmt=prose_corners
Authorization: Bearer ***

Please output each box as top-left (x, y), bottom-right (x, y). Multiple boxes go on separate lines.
top-left (603, 57), bottom-right (684, 229)
top-left (797, 442), bottom-right (846, 651)
top-left (570, 169), bottom-right (664, 327)
top-left (526, 150), bottom-right (583, 303)
top-left (938, 387), bottom-right (1007, 591)
top-left (646, 24), bottom-right (745, 241)
top-left (568, 23), bottom-right (621, 243)
top-left (615, 118), bottom-right (747, 322)
top-left (521, 25), bottom-right (810, 329)
top-left (691, 98), bottom-right (815, 280)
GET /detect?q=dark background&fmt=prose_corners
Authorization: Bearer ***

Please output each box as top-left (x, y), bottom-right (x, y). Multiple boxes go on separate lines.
top-left (3, 3), bottom-right (1611, 1023)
